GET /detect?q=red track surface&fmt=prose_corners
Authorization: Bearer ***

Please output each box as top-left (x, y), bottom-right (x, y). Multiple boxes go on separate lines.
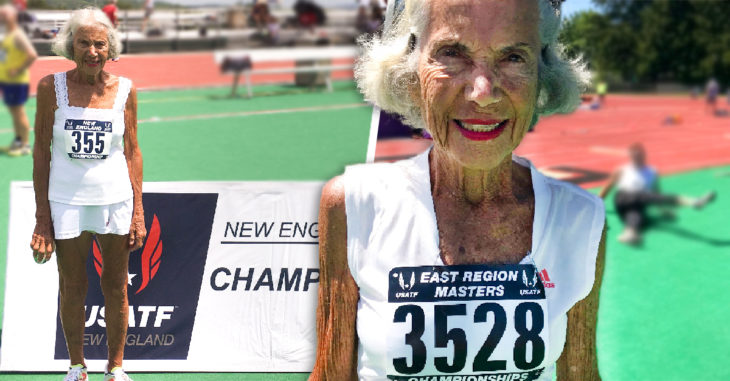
top-left (375, 95), bottom-right (730, 188)
top-left (29, 52), bottom-right (354, 94)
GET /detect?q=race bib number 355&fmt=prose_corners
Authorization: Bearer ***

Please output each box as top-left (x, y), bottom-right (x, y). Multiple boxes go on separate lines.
top-left (64, 119), bottom-right (113, 160)
top-left (386, 264), bottom-right (549, 381)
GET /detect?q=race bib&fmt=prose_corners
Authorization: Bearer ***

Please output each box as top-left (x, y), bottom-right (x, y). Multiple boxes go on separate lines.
top-left (63, 119), bottom-right (113, 160)
top-left (386, 264), bottom-right (549, 381)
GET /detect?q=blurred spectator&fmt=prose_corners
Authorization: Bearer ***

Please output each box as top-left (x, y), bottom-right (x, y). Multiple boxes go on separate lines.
top-left (252, 0), bottom-right (271, 29)
top-left (705, 77), bottom-right (719, 114)
top-left (356, 4), bottom-right (368, 33)
top-left (102, 0), bottom-right (119, 28)
top-left (0, 4), bottom-right (37, 157)
top-left (12, 0), bottom-right (25, 12)
top-left (12, 0), bottom-right (32, 32)
top-left (142, 0), bottom-right (155, 33)
top-left (598, 143), bottom-right (716, 245)
top-left (266, 15), bottom-right (281, 44)
top-left (294, 0), bottom-right (326, 30)
top-left (356, 0), bottom-right (384, 35)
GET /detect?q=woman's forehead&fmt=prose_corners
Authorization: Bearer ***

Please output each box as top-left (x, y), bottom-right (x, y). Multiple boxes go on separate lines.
top-left (74, 23), bottom-right (108, 40)
top-left (425, 0), bottom-right (540, 46)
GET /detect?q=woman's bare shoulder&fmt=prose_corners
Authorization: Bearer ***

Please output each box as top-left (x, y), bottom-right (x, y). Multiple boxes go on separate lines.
top-left (320, 175), bottom-right (346, 218)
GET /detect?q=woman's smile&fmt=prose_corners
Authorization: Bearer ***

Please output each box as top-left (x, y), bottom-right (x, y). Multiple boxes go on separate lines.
top-left (453, 119), bottom-right (510, 141)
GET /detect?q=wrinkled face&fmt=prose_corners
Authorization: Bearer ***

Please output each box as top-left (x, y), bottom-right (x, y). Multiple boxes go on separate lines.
top-left (417, 0), bottom-right (540, 170)
top-left (72, 24), bottom-right (110, 76)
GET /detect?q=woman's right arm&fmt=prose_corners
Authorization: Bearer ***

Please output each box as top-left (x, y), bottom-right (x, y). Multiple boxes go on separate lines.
top-left (30, 75), bottom-right (57, 263)
top-left (309, 176), bottom-right (360, 381)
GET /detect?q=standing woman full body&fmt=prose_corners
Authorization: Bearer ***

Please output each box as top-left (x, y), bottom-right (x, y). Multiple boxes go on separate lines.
top-left (30, 8), bottom-right (144, 381)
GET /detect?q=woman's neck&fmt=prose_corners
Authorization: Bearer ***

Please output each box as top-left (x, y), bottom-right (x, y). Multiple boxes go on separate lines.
top-left (68, 68), bottom-right (106, 86)
top-left (429, 146), bottom-right (530, 206)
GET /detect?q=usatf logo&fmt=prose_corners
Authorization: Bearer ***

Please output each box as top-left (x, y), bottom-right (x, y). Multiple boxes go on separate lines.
top-left (392, 271), bottom-right (418, 298)
top-left (539, 269), bottom-right (555, 288)
top-left (397, 271), bottom-right (416, 291)
top-left (92, 215), bottom-right (163, 295)
top-left (522, 269), bottom-right (539, 288)
top-left (54, 193), bottom-right (218, 361)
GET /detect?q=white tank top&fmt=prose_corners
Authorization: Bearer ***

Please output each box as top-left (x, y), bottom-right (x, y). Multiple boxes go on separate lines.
top-left (616, 164), bottom-right (657, 193)
top-left (344, 149), bottom-right (605, 381)
top-left (48, 72), bottom-right (134, 205)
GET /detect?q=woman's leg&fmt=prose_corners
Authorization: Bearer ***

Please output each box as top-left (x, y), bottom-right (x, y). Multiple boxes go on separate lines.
top-left (55, 231), bottom-right (94, 367)
top-left (96, 233), bottom-right (131, 372)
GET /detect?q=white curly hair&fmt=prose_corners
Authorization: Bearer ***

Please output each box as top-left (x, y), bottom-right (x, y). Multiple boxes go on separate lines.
top-left (355, 0), bottom-right (590, 130)
top-left (51, 8), bottom-right (122, 61)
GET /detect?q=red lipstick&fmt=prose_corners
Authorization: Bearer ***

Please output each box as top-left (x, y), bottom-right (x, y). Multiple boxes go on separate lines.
top-left (453, 119), bottom-right (508, 141)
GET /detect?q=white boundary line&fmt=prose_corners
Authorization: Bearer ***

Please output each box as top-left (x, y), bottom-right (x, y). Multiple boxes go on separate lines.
top-left (0, 103), bottom-right (369, 135)
top-left (366, 106), bottom-right (380, 163)
top-left (137, 102), bottom-right (368, 124)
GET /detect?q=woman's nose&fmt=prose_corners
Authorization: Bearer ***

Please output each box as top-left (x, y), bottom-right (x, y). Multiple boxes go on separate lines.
top-left (466, 70), bottom-right (500, 108)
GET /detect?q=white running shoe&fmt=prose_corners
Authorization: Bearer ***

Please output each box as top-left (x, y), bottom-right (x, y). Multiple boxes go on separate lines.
top-left (104, 367), bottom-right (133, 381)
top-left (64, 365), bottom-right (88, 381)
top-left (6, 143), bottom-right (31, 157)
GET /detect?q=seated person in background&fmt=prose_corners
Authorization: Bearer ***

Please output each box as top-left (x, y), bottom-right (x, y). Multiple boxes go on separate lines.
top-left (599, 143), bottom-right (715, 244)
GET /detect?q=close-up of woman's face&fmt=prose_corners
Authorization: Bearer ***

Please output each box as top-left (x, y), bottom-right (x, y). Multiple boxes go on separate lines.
top-left (418, 0), bottom-right (540, 169)
top-left (72, 23), bottom-right (110, 77)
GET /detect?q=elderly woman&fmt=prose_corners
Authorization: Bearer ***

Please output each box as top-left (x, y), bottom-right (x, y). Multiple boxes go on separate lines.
top-left (310, 0), bottom-right (605, 380)
top-left (30, 8), bottom-right (144, 381)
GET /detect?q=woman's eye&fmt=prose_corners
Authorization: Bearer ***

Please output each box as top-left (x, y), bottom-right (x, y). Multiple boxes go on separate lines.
top-left (506, 53), bottom-right (525, 63)
top-left (439, 46), bottom-right (463, 58)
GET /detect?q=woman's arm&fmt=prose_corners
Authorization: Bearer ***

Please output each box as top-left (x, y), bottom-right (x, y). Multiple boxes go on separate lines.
top-left (30, 75), bottom-right (57, 263)
top-left (123, 85), bottom-right (146, 250)
top-left (556, 225), bottom-right (606, 381)
top-left (309, 176), bottom-right (359, 381)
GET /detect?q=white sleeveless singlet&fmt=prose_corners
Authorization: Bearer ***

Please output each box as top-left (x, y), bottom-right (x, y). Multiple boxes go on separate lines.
top-left (344, 149), bottom-right (605, 381)
top-left (48, 72), bottom-right (134, 205)
top-left (616, 164), bottom-right (657, 193)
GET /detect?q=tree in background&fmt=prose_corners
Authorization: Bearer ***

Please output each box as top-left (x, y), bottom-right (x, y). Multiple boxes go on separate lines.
top-left (560, 0), bottom-right (730, 87)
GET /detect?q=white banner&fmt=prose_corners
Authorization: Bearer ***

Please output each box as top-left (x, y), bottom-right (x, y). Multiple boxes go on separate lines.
top-left (1, 181), bottom-right (323, 372)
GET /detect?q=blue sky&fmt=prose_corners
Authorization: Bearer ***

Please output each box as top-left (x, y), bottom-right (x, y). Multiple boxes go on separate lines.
top-left (561, 0), bottom-right (597, 17)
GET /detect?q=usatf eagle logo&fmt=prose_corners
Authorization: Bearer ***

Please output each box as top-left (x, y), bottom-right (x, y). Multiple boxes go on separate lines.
top-left (522, 269), bottom-right (539, 288)
top-left (398, 271), bottom-right (416, 291)
top-left (93, 214), bottom-right (163, 295)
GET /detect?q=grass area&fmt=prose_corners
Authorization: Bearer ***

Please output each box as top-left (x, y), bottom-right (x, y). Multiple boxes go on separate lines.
top-left (597, 166), bottom-right (730, 381)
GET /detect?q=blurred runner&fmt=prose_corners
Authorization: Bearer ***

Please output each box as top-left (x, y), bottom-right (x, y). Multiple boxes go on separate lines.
top-left (596, 80), bottom-right (607, 105)
top-left (705, 78), bottom-right (719, 114)
top-left (599, 143), bottom-right (716, 244)
top-left (141, 0), bottom-right (154, 33)
top-left (0, 4), bottom-right (37, 157)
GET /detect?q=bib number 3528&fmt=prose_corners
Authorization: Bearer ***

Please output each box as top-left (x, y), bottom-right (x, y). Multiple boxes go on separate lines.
top-left (392, 302), bottom-right (545, 375)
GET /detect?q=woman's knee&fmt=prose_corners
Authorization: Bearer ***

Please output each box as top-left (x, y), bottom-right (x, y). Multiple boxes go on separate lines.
top-left (100, 270), bottom-right (128, 300)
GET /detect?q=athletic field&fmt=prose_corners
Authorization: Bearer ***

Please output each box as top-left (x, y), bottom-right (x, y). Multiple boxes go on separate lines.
top-left (1, 52), bottom-right (729, 379)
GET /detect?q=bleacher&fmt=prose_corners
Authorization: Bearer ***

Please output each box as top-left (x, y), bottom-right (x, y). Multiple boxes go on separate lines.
top-left (22, 8), bottom-right (360, 56)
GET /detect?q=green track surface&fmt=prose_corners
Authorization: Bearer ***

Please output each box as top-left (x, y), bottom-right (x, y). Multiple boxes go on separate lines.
top-left (595, 167), bottom-right (730, 381)
top-left (1, 83), bottom-right (729, 380)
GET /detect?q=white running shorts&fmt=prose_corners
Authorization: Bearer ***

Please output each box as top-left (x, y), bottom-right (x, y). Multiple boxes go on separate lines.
top-left (50, 199), bottom-right (133, 240)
